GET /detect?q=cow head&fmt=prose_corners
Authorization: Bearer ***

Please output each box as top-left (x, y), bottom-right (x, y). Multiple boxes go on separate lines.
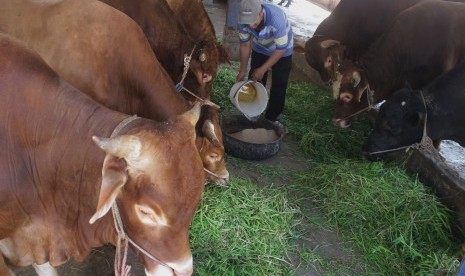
top-left (362, 88), bottom-right (426, 161)
top-left (187, 40), bottom-right (230, 99)
top-left (304, 37), bottom-right (346, 85)
top-left (197, 105), bottom-right (229, 186)
top-left (331, 60), bottom-right (370, 128)
top-left (89, 104), bottom-right (205, 276)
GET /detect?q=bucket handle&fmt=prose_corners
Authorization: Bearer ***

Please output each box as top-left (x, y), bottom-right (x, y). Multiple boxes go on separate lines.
top-left (232, 80), bottom-right (255, 99)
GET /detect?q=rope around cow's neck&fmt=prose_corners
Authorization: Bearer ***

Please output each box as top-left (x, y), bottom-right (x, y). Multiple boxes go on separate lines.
top-left (109, 116), bottom-right (172, 276)
top-left (366, 90), bottom-right (430, 156)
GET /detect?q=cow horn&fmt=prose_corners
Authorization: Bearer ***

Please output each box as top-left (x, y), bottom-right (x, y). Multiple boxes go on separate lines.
top-left (181, 102), bottom-right (201, 127)
top-left (320, 39), bottom-right (340, 49)
top-left (202, 120), bottom-right (221, 147)
top-left (352, 71), bottom-right (361, 88)
top-left (92, 135), bottom-right (141, 161)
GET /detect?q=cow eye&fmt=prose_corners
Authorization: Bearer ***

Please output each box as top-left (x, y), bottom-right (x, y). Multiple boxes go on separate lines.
top-left (135, 204), bottom-right (166, 226)
top-left (209, 153), bottom-right (220, 162)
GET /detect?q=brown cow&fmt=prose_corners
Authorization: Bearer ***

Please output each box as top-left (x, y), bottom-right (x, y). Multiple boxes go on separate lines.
top-left (165, 0), bottom-right (224, 57)
top-left (99, 0), bottom-right (229, 100)
top-left (302, 0), bottom-right (428, 85)
top-left (331, 0), bottom-right (465, 128)
top-left (0, 32), bottom-right (204, 276)
top-left (0, 0), bottom-right (229, 185)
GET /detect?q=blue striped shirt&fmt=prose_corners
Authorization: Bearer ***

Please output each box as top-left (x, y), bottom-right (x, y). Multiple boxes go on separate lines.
top-left (238, 3), bottom-right (293, 57)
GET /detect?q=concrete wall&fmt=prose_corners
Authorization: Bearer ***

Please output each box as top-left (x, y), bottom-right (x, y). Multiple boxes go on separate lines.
top-left (223, 0), bottom-right (241, 61)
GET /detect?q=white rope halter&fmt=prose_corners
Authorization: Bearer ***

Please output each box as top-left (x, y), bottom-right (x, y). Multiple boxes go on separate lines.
top-left (109, 115), bottom-right (172, 276)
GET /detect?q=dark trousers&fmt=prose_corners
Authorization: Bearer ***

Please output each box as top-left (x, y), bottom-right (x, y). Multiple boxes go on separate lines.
top-left (248, 50), bottom-right (292, 122)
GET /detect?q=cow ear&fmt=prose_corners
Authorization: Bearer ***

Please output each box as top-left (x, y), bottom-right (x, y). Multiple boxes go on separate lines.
top-left (89, 135), bottom-right (141, 224)
top-left (89, 154), bottom-right (128, 224)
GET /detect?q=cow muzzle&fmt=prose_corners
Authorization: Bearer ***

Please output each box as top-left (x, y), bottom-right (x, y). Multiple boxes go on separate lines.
top-left (205, 168), bottom-right (229, 186)
top-left (145, 255), bottom-right (193, 276)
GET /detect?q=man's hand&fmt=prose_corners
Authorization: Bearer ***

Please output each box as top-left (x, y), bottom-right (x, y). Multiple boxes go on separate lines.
top-left (251, 66), bottom-right (267, 81)
top-left (236, 71), bottom-right (246, 82)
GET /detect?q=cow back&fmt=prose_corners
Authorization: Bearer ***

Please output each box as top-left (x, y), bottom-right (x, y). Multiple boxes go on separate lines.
top-left (166, 0), bottom-right (230, 64)
top-left (331, 0), bottom-right (465, 127)
top-left (99, 0), bottom-right (219, 100)
top-left (305, 0), bottom-right (428, 84)
top-left (0, 0), bottom-right (229, 184)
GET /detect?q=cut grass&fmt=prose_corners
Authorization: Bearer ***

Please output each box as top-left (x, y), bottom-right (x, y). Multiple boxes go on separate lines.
top-left (188, 65), bottom-right (463, 275)
top-left (191, 179), bottom-right (301, 275)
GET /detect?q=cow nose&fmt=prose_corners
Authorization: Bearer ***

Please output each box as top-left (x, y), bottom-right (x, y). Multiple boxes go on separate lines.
top-left (172, 256), bottom-right (193, 276)
top-left (145, 266), bottom-right (174, 276)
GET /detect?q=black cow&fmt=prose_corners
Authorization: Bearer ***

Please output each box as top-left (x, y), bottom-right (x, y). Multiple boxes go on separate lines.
top-left (363, 61), bottom-right (465, 160)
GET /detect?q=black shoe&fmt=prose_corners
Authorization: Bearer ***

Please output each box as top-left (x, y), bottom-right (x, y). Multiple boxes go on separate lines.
top-left (268, 120), bottom-right (288, 136)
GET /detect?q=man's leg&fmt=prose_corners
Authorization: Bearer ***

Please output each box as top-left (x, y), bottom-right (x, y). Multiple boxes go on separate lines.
top-left (265, 54), bottom-right (292, 122)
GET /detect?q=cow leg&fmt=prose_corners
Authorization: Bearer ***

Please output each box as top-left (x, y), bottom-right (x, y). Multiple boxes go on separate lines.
top-left (32, 262), bottom-right (58, 276)
top-left (0, 254), bottom-right (15, 276)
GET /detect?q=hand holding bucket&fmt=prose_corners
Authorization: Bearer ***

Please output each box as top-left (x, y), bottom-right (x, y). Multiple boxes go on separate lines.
top-left (229, 80), bottom-right (268, 120)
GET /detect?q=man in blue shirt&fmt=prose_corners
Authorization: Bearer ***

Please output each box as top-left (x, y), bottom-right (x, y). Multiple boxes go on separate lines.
top-left (236, 0), bottom-right (293, 131)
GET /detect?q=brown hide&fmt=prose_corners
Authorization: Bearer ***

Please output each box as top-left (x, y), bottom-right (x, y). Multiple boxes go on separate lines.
top-left (166, 0), bottom-right (230, 66)
top-left (305, 0), bottom-right (427, 84)
top-left (0, 0), bottom-right (229, 184)
top-left (99, 0), bottom-right (216, 100)
top-left (331, 1), bottom-right (465, 128)
top-left (0, 33), bottom-right (204, 275)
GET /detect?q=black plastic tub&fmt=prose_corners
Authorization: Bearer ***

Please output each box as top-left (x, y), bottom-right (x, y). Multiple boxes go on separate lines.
top-left (221, 114), bottom-right (285, 161)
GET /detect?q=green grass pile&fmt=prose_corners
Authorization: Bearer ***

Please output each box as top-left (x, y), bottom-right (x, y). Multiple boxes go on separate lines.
top-left (196, 66), bottom-right (464, 275)
top-left (284, 80), bottom-right (463, 274)
top-left (191, 178), bottom-right (300, 275)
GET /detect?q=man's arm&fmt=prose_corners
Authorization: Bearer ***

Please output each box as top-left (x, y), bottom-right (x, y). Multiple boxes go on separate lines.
top-left (237, 41), bottom-right (253, 82)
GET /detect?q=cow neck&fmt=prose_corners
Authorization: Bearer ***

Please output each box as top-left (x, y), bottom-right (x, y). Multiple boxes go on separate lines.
top-left (360, 44), bottom-right (401, 103)
top-left (108, 115), bottom-right (172, 275)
